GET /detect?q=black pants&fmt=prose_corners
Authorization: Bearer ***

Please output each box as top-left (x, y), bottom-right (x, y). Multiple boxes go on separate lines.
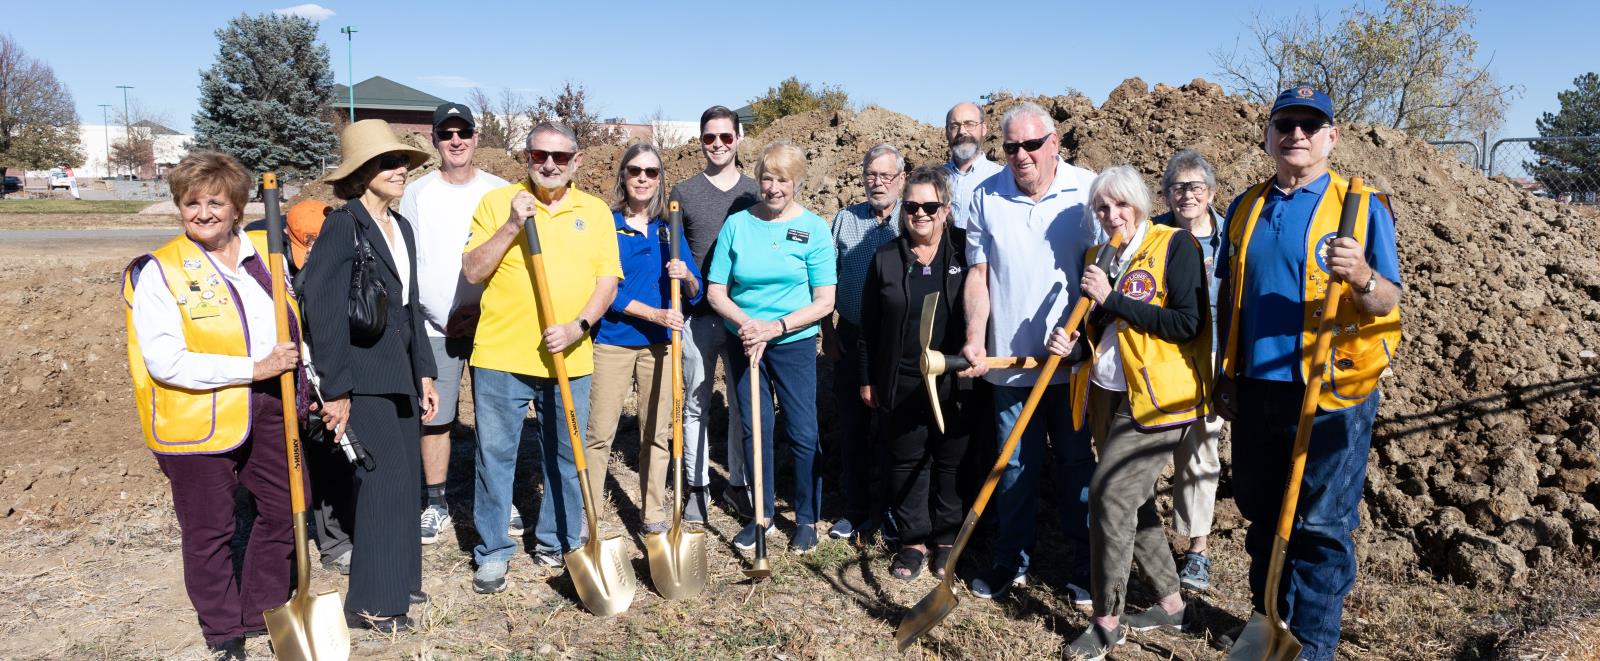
top-left (306, 426), bottom-right (355, 564)
top-left (885, 386), bottom-right (969, 546)
top-left (345, 393), bottom-right (422, 617)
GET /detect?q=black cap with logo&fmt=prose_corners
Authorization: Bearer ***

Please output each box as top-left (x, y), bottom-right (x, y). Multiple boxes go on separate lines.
top-left (432, 102), bottom-right (475, 130)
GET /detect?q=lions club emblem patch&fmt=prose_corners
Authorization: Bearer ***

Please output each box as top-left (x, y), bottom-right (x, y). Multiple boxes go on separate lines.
top-left (1314, 232), bottom-right (1338, 273)
top-left (1119, 270), bottom-right (1157, 302)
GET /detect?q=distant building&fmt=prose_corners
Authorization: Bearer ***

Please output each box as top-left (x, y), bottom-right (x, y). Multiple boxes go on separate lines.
top-left (330, 76), bottom-right (449, 133)
top-left (74, 121), bottom-right (194, 179)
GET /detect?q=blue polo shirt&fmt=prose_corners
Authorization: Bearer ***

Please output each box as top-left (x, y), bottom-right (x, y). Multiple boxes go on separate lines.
top-left (1218, 173), bottom-right (1401, 382)
top-left (598, 212), bottom-right (703, 347)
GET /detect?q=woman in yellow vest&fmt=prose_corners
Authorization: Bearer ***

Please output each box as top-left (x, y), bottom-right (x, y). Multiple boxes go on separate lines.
top-left (122, 151), bottom-right (302, 659)
top-left (1047, 165), bottom-right (1211, 659)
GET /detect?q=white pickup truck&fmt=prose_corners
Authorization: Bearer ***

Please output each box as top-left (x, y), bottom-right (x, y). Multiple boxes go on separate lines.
top-left (47, 169), bottom-right (75, 191)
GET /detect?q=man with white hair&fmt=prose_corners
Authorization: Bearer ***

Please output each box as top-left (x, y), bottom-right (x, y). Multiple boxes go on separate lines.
top-left (959, 102), bottom-right (1102, 602)
top-left (823, 142), bottom-right (905, 542)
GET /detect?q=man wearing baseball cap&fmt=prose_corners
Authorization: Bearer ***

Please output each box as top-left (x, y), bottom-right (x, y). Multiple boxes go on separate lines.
top-left (399, 102), bottom-right (508, 545)
top-left (1214, 85), bottom-right (1402, 660)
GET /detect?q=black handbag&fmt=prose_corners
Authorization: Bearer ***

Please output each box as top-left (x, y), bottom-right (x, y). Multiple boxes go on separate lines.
top-left (348, 216), bottom-right (389, 340)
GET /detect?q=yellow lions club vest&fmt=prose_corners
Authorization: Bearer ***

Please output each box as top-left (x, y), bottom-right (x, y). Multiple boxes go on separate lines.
top-left (1071, 223), bottom-right (1212, 431)
top-left (122, 231), bottom-right (289, 454)
top-left (1221, 171), bottom-right (1402, 411)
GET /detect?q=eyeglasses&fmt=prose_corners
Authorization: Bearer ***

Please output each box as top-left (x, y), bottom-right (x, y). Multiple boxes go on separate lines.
top-left (901, 201), bottom-right (944, 216)
top-left (529, 150), bottom-right (575, 166)
top-left (1001, 136), bottom-right (1050, 155)
top-left (946, 120), bottom-right (982, 131)
top-left (1271, 118), bottom-right (1331, 136)
top-left (376, 153), bottom-right (410, 170)
top-left (625, 165), bottom-right (661, 179)
top-left (434, 127), bottom-right (476, 141)
top-left (865, 171), bottom-right (901, 183)
top-left (700, 133), bottom-right (736, 146)
top-left (1168, 181), bottom-right (1209, 197)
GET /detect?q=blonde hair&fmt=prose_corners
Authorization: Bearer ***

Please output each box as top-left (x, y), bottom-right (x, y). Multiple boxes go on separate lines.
top-left (167, 151), bottom-right (252, 220)
top-left (754, 140), bottom-right (807, 190)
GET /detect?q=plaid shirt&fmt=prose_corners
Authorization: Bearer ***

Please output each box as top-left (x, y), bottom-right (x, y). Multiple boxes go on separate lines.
top-left (830, 201), bottom-right (901, 326)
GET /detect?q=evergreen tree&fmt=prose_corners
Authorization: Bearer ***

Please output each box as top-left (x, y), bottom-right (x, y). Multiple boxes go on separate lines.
top-left (191, 13), bottom-right (335, 179)
top-left (1528, 73), bottom-right (1600, 201)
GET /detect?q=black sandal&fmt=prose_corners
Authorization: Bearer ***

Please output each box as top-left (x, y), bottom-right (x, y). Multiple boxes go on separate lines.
top-left (929, 545), bottom-right (953, 580)
top-left (890, 546), bottom-right (925, 581)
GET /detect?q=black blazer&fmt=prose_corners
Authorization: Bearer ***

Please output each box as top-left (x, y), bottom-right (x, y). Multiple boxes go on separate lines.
top-left (300, 201), bottom-right (436, 399)
top-left (858, 226), bottom-right (970, 410)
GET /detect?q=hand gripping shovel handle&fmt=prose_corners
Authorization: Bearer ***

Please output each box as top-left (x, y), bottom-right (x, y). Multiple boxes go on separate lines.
top-left (1244, 177), bottom-right (1365, 661)
top-left (896, 232), bottom-right (1123, 651)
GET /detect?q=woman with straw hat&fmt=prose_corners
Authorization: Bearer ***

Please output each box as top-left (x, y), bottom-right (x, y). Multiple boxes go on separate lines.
top-left (299, 119), bottom-right (438, 632)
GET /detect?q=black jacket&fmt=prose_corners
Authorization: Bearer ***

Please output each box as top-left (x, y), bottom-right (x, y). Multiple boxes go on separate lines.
top-left (300, 201), bottom-right (436, 399)
top-left (858, 226), bottom-right (970, 410)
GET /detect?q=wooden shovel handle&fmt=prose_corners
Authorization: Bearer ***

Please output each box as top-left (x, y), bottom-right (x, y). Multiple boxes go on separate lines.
top-left (262, 173), bottom-right (306, 515)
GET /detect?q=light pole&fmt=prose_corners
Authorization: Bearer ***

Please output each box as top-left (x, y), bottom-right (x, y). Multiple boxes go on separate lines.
top-left (98, 104), bottom-right (112, 178)
top-left (115, 85), bottom-right (134, 177)
top-left (339, 26), bottom-right (358, 123)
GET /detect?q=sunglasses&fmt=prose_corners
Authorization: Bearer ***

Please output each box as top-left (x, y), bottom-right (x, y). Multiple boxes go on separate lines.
top-left (433, 127), bottom-right (476, 141)
top-left (901, 201), bottom-right (944, 216)
top-left (1001, 136), bottom-right (1050, 155)
top-left (625, 165), bottom-right (661, 179)
top-left (700, 132), bottom-right (736, 146)
top-left (1271, 118), bottom-right (1330, 135)
top-left (529, 149), bottom-right (575, 166)
top-left (376, 153), bottom-right (410, 170)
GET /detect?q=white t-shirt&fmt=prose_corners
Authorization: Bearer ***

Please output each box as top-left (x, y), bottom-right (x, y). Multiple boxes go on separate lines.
top-left (1089, 220), bottom-right (1150, 392)
top-left (965, 158), bottom-right (1104, 387)
top-left (399, 169), bottom-right (510, 337)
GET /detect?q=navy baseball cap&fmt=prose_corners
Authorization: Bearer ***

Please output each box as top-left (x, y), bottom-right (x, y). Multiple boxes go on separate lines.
top-left (1270, 85), bottom-right (1334, 122)
top-left (432, 102), bottom-right (475, 130)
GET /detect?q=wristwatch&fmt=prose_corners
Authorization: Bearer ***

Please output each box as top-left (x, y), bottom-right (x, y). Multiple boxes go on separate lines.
top-left (1358, 274), bottom-right (1378, 294)
top-left (577, 318), bottom-right (592, 334)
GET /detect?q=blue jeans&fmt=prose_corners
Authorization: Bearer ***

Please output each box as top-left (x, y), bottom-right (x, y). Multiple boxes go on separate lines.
top-left (990, 382), bottom-right (1094, 575)
top-left (831, 321), bottom-right (878, 524)
top-left (1232, 378), bottom-right (1378, 661)
top-left (728, 336), bottom-right (823, 526)
top-left (471, 367), bottom-right (590, 564)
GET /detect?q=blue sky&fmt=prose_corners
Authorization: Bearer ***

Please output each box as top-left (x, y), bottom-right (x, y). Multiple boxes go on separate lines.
top-left (8, 0), bottom-right (1597, 147)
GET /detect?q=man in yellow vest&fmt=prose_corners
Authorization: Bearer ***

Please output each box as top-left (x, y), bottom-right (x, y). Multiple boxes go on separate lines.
top-left (1214, 85), bottom-right (1402, 661)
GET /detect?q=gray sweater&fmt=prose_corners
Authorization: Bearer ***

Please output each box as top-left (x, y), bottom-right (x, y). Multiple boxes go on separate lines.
top-left (668, 173), bottom-right (760, 314)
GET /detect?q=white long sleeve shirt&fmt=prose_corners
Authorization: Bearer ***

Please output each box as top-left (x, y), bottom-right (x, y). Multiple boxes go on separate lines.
top-left (131, 231), bottom-right (280, 389)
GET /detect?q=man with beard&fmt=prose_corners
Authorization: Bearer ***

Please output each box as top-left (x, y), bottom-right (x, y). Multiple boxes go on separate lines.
top-left (822, 143), bottom-right (905, 542)
top-left (400, 102), bottom-right (508, 546)
top-left (943, 102), bottom-right (1003, 230)
top-left (460, 122), bottom-right (622, 593)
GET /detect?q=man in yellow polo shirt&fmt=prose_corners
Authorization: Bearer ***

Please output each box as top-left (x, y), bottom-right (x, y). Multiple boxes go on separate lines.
top-left (461, 121), bottom-right (622, 594)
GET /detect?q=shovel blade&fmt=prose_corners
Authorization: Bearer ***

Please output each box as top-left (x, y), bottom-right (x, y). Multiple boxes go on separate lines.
top-left (894, 580), bottom-right (959, 652)
top-left (1228, 610), bottom-right (1303, 661)
top-left (644, 527), bottom-right (708, 600)
top-left (565, 536), bottom-right (639, 616)
top-left (263, 589), bottom-right (351, 661)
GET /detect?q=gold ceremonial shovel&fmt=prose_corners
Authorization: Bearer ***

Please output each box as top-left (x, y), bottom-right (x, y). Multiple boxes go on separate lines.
top-left (1230, 177), bottom-right (1367, 661)
top-left (742, 344), bottom-right (772, 581)
top-left (644, 201), bottom-right (709, 599)
top-left (260, 173), bottom-right (351, 661)
top-left (915, 291), bottom-right (1040, 434)
top-left (895, 233), bottom-right (1124, 652)
top-left (522, 215), bottom-right (638, 617)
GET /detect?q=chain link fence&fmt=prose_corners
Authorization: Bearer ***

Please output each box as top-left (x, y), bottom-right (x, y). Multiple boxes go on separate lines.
top-left (1429, 136), bottom-right (1600, 206)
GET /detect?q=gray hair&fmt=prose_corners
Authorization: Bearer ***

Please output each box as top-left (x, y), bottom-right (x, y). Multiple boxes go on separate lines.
top-left (1086, 165), bottom-right (1154, 222)
top-left (1000, 102), bottom-right (1054, 136)
top-left (527, 121), bottom-right (579, 150)
top-left (862, 143), bottom-right (905, 172)
top-left (610, 142), bottom-right (667, 219)
top-left (1160, 149), bottom-right (1217, 193)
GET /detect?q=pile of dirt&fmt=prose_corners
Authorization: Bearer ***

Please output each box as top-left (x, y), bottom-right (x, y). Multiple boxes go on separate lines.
top-left (286, 79), bottom-right (1600, 589)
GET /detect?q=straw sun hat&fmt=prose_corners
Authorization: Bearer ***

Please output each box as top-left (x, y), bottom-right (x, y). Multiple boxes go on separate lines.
top-left (322, 119), bottom-right (431, 183)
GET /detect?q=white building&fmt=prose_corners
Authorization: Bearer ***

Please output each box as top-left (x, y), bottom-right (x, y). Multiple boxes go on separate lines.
top-left (75, 122), bottom-right (193, 179)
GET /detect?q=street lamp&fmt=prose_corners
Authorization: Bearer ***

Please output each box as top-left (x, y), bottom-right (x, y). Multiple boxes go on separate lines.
top-left (98, 104), bottom-right (112, 178)
top-left (115, 85), bottom-right (134, 177)
top-left (339, 26), bottom-right (358, 123)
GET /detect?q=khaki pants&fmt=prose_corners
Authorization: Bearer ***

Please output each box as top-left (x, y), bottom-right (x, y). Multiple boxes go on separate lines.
top-left (1173, 413), bottom-right (1224, 538)
top-left (1087, 385), bottom-right (1182, 617)
top-left (586, 343), bottom-right (673, 526)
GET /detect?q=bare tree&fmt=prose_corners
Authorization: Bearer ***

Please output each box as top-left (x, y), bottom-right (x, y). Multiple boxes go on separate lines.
top-left (0, 33), bottom-right (83, 169)
top-left (531, 81), bottom-right (619, 148)
top-left (498, 89), bottom-right (530, 150)
top-left (466, 87), bottom-right (509, 150)
top-left (642, 106), bottom-right (691, 147)
top-left (110, 100), bottom-right (170, 178)
top-left (1211, 0), bottom-right (1518, 139)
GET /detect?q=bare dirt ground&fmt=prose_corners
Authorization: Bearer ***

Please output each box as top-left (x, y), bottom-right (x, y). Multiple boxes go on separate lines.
top-left (0, 223), bottom-right (1596, 660)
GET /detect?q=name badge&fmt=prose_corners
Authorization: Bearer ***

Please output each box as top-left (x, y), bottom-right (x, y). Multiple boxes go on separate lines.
top-left (785, 229), bottom-right (810, 244)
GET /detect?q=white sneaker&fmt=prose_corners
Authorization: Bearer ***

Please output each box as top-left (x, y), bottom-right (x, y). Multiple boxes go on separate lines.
top-left (508, 510), bottom-right (525, 537)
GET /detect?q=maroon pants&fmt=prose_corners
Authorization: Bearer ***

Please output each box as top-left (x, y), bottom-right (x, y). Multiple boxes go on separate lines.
top-left (155, 388), bottom-right (295, 645)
